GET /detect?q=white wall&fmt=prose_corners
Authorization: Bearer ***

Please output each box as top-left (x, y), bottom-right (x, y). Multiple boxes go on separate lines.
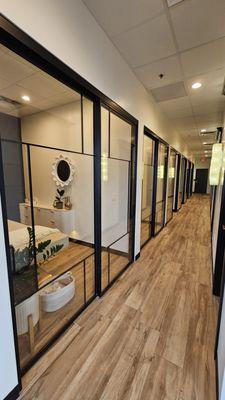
top-left (0, 0), bottom-right (190, 256)
top-left (0, 196), bottom-right (19, 400)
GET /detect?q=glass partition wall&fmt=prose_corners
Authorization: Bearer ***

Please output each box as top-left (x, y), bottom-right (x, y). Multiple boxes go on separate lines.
top-left (182, 158), bottom-right (188, 203)
top-left (0, 42), bottom-right (137, 373)
top-left (166, 148), bottom-right (176, 223)
top-left (140, 134), bottom-right (155, 247)
top-left (155, 142), bottom-right (168, 234)
top-left (101, 106), bottom-right (136, 291)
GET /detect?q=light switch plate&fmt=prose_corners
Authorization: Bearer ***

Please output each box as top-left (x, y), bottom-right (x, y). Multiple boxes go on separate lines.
top-left (167, 0), bottom-right (184, 7)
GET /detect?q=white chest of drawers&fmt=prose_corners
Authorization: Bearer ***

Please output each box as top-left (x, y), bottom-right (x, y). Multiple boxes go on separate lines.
top-left (19, 203), bottom-right (75, 235)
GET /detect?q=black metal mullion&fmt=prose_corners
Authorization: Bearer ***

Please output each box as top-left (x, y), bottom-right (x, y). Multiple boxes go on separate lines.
top-left (26, 144), bottom-right (38, 291)
top-left (108, 109), bottom-right (111, 158)
top-left (81, 94), bottom-right (84, 154)
top-left (83, 259), bottom-right (87, 304)
top-left (94, 98), bottom-right (102, 296)
top-left (151, 140), bottom-right (158, 237)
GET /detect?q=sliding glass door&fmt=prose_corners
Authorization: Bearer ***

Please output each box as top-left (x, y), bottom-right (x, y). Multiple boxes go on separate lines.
top-left (166, 148), bottom-right (176, 222)
top-left (155, 142), bottom-right (168, 234)
top-left (140, 134), bottom-right (155, 247)
top-left (100, 106), bottom-right (136, 291)
top-left (182, 158), bottom-right (188, 204)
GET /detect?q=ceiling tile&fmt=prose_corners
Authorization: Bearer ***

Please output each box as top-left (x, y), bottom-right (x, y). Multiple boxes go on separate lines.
top-left (135, 55), bottom-right (182, 88)
top-left (83, 0), bottom-right (164, 37)
top-left (17, 73), bottom-right (67, 98)
top-left (0, 50), bottom-right (35, 84)
top-left (170, 0), bottom-right (225, 51)
top-left (186, 69), bottom-right (225, 95)
top-left (159, 97), bottom-right (192, 118)
top-left (0, 84), bottom-right (44, 104)
top-left (112, 14), bottom-right (176, 67)
top-left (181, 38), bottom-right (225, 78)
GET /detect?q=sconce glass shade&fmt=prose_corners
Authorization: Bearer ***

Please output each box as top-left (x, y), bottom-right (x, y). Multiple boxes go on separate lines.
top-left (209, 143), bottom-right (223, 185)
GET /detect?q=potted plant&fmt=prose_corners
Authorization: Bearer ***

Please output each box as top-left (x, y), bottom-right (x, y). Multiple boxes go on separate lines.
top-left (54, 189), bottom-right (65, 209)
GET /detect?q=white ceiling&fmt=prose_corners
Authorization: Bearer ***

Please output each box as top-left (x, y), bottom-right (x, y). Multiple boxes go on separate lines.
top-left (0, 44), bottom-right (80, 118)
top-left (83, 0), bottom-right (225, 153)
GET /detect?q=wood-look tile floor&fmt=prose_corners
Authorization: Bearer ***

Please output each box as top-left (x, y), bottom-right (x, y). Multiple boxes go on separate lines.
top-left (20, 194), bottom-right (218, 400)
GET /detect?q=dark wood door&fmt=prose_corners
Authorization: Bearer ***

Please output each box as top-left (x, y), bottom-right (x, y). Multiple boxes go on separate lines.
top-left (195, 169), bottom-right (208, 193)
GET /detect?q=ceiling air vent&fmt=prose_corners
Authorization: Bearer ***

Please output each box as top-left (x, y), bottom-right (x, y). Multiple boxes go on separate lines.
top-left (0, 96), bottom-right (21, 107)
top-left (151, 81), bottom-right (187, 102)
top-left (167, 0), bottom-right (184, 7)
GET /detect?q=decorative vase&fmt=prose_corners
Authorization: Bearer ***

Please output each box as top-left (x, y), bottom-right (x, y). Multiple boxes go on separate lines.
top-left (64, 196), bottom-right (72, 210)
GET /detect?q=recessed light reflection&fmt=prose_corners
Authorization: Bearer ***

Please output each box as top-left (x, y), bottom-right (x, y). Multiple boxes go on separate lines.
top-left (192, 82), bottom-right (202, 89)
top-left (21, 95), bottom-right (30, 102)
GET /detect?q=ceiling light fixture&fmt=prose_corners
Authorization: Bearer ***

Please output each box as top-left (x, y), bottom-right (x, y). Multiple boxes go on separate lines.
top-left (192, 82), bottom-right (202, 89)
top-left (21, 95), bottom-right (30, 102)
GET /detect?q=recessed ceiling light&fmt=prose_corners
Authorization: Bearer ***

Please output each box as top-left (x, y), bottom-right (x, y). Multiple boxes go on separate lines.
top-left (192, 82), bottom-right (202, 89)
top-left (201, 129), bottom-right (206, 133)
top-left (21, 95), bottom-right (30, 102)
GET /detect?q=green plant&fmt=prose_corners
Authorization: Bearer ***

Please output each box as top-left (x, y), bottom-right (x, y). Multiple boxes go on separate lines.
top-left (14, 227), bottom-right (64, 272)
top-left (55, 189), bottom-right (65, 203)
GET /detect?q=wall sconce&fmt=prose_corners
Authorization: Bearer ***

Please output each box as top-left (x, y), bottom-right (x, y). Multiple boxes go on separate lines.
top-left (209, 143), bottom-right (223, 185)
top-left (157, 165), bottom-right (164, 179)
top-left (101, 153), bottom-right (108, 182)
top-left (169, 167), bottom-right (175, 179)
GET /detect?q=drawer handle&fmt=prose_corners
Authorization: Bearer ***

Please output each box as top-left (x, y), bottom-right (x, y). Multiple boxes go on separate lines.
top-left (50, 220), bottom-right (55, 224)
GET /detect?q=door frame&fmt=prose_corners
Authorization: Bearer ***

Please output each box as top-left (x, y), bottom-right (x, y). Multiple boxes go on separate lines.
top-left (140, 127), bottom-right (157, 248)
top-left (0, 13), bottom-right (138, 387)
top-left (194, 168), bottom-right (208, 194)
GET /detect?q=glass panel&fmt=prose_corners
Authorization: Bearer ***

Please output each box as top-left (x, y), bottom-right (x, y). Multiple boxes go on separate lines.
top-left (1, 141), bottom-right (38, 305)
top-left (178, 156), bottom-right (183, 208)
top-left (141, 135), bottom-right (155, 247)
top-left (21, 90), bottom-right (83, 153)
top-left (101, 108), bottom-right (133, 290)
top-left (110, 112), bottom-right (132, 161)
top-left (155, 142), bottom-right (167, 234)
top-left (83, 96), bottom-right (93, 155)
top-left (0, 42), bottom-right (96, 371)
top-left (166, 149), bottom-right (176, 222)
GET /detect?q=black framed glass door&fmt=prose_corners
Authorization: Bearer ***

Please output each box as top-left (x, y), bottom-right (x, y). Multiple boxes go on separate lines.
top-left (100, 105), bottom-right (137, 292)
top-left (182, 158), bottom-right (188, 204)
top-left (155, 142), bottom-right (168, 234)
top-left (140, 133), bottom-right (155, 247)
top-left (166, 148), bottom-right (176, 222)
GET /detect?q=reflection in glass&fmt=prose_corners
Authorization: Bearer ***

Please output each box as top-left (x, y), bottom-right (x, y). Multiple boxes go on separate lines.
top-left (101, 107), bottom-right (133, 290)
top-left (166, 149), bottom-right (176, 222)
top-left (141, 135), bottom-right (155, 247)
top-left (155, 142), bottom-right (167, 234)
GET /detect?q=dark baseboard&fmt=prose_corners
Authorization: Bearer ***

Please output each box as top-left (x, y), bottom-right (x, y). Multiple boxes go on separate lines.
top-left (135, 252), bottom-right (140, 261)
top-left (4, 385), bottom-right (20, 400)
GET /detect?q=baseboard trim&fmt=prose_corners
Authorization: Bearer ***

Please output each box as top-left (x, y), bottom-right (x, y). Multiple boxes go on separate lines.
top-left (135, 252), bottom-right (140, 261)
top-left (4, 385), bottom-right (20, 400)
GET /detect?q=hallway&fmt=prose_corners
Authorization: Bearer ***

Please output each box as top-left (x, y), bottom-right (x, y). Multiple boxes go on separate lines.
top-left (21, 194), bottom-right (218, 400)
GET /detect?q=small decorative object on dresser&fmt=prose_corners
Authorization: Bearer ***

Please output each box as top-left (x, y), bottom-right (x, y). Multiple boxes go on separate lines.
top-left (64, 196), bottom-right (72, 210)
top-left (53, 189), bottom-right (65, 209)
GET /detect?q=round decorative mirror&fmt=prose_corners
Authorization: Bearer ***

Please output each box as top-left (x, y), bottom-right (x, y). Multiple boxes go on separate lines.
top-left (52, 155), bottom-right (75, 187)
